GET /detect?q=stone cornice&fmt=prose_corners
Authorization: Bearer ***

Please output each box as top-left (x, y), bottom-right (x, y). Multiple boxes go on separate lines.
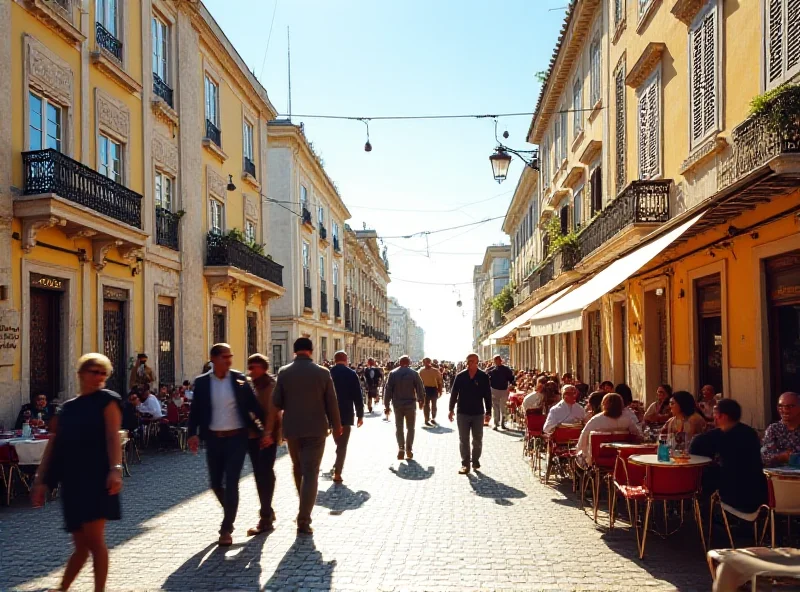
top-left (626, 42), bottom-right (666, 88)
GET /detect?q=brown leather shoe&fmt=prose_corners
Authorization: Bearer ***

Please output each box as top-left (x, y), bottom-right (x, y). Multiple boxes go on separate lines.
top-left (218, 533), bottom-right (233, 546)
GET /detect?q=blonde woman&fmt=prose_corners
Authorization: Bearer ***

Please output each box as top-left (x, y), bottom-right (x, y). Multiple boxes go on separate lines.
top-left (32, 353), bottom-right (123, 592)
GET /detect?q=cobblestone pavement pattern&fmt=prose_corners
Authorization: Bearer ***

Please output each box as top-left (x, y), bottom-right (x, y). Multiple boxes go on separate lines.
top-left (2, 406), bottom-right (712, 591)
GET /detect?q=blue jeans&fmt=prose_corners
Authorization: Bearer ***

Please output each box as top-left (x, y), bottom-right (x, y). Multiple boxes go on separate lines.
top-left (206, 432), bottom-right (248, 534)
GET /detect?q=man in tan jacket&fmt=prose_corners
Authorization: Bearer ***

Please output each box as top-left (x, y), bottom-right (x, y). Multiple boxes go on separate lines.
top-left (245, 353), bottom-right (279, 536)
top-left (270, 338), bottom-right (342, 536)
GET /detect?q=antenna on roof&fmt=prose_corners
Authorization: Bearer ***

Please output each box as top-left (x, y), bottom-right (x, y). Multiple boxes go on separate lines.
top-left (287, 26), bottom-right (292, 121)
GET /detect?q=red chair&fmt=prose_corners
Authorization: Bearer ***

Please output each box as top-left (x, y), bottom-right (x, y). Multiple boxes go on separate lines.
top-left (578, 432), bottom-right (632, 523)
top-left (608, 445), bottom-right (657, 549)
top-left (541, 424), bottom-right (583, 485)
top-left (638, 460), bottom-right (707, 559)
top-left (524, 410), bottom-right (545, 465)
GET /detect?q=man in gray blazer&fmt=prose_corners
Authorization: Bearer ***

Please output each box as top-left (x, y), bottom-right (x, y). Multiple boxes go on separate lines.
top-left (269, 337), bottom-right (342, 535)
top-left (384, 355), bottom-right (425, 461)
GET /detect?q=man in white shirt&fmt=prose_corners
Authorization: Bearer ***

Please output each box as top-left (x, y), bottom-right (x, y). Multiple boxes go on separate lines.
top-left (522, 376), bottom-right (547, 412)
top-left (543, 384), bottom-right (586, 434)
top-left (137, 389), bottom-right (163, 419)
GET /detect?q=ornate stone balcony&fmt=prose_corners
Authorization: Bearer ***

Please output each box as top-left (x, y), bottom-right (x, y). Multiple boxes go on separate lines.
top-left (17, 149), bottom-right (147, 267)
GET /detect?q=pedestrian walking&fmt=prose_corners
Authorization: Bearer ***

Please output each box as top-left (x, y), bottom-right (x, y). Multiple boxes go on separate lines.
top-left (245, 353), bottom-right (279, 536)
top-left (364, 358), bottom-right (384, 413)
top-left (329, 350), bottom-right (364, 483)
top-left (449, 353), bottom-right (492, 474)
top-left (384, 355), bottom-right (425, 460)
top-left (418, 357), bottom-right (443, 426)
top-left (271, 338), bottom-right (342, 536)
top-left (187, 343), bottom-right (265, 546)
top-left (32, 353), bottom-right (123, 592)
top-left (487, 355), bottom-right (516, 430)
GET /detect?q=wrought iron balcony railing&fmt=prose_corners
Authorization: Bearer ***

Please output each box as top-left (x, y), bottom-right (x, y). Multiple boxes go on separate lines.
top-left (95, 22), bottom-right (122, 61)
top-left (152, 73), bottom-right (173, 108)
top-left (718, 93), bottom-right (800, 189)
top-left (304, 286), bottom-right (312, 309)
top-left (155, 207), bottom-right (180, 251)
top-left (206, 232), bottom-right (283, 286)
top-left (577, 179), bottom-right (670, 259)
top-left (205, 119), bottom-right (221, 147)
top-left (321, 291), bottom-right (328, 314)
top-left (301, 207), bottom-right (313, 226)
top-left (22, 149), bottom-right (142, 228)
top-left (319, 224), bottom-right (327, 241)
top-left (334, 298), bottom-right (341, 318)
top-left (244, 156), bottom-right (256, 179)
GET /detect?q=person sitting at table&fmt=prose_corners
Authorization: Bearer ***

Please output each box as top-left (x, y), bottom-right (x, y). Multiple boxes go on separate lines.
top-left (644, 384), bottom-right (673, 425)
top-left (15, 392), bottom-right (57, 429)
top-left (543, 384), bottom-right (586, 434)
top-left (697, 384), bottom-right (718, 422)
top-left (615, 383), bottom-right (643, 425)
top-left (575, 393), bottom-right (642, 466)
top-left (662, 391), bottom-right (706, 440)
top-left (690, 398), bottom-right (767, 514)
top-left (761, 392), bottom-right (800, 467)
top-left (136, 388), bottom-right (163, 419)
top-left (585, 391), bottom-right (605, 419)
top-left (522, 376), bottom-right (547, 414)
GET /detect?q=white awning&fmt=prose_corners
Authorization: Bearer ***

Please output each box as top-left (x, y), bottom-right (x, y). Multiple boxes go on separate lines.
top-left (482, 285), bottom-right (574, 345)
top-left (529, 213), bottom-right (704, 337)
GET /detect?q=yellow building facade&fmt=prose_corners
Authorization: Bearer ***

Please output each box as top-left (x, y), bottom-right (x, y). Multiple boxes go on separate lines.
top-left (0, 0), bottom-right (284, 425)
top-left (495, 0), bottom-right (799, 428)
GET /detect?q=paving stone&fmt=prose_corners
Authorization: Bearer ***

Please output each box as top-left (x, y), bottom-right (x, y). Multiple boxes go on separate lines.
top-left (2, 409), bottom-right (711, 591)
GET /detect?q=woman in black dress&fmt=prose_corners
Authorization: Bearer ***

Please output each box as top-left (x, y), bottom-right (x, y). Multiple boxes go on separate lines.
top-left (32, 353), bottom-right (123, 592)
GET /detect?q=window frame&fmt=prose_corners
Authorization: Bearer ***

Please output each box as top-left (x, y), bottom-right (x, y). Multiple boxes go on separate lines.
top-left (688, 0), bottom-right (721, 150)
top-left (28, 90), bottom-right (63, 152)
top-left (98, 133), bottom-right (122, 184)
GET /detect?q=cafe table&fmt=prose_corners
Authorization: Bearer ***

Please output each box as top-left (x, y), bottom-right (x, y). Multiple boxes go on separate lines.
top-left (628, 453), bottom-right (712, 559)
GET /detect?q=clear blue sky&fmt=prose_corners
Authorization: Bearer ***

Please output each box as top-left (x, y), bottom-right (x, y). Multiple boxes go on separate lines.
top-left (203, 0), bottom-right (566, 361)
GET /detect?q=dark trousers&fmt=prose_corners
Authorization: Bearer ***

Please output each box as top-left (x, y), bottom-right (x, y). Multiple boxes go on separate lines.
top-left (206, 432), bottom-right (248, 534)
top-left (457, 414), bottom-right (485, 467)
top-left (333, 425), bottom-right (352, 475)
top-left (247, 438), bottom-right (277, 523)
top-left (286, 436), bottom-right (326, 527)
top-left (423, 387), bottom-right (438, 422)
top-left (394, 405), bottom-right (416, 451)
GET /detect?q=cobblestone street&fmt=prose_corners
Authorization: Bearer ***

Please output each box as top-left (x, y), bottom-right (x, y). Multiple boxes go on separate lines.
top-left (2, 410), bottom-right (712, 592)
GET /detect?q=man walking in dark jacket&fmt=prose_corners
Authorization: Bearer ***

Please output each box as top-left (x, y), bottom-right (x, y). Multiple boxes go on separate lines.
top-left (384, 355), bottom-right (425, 460)
top-left (487, 356), bottom-right (516, 430)
top-left (271, 338), bottom-right (342, 535)
top-left (188, 343), bottom-right (266, 546)
top-left (449, 353), bottom-right (492, 474)
top-left (329, 350), bottom-right (364, 483)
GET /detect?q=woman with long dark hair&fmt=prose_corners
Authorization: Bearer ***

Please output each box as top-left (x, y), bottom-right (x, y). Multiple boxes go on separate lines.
top-left (32, 353), bottom-right (123, 592)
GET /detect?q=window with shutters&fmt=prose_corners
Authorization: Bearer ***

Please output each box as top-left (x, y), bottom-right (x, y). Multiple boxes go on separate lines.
top-left (573, 77), bottom-right (583, 139)
top-left (614, 58), bottom-right (627, 194)
top-left (637, 70), bottom-right (661, 181)
top-left (766, 0), bottom-right (800, 89)
top-left (590, 37), bottom-right (602, 107)
top-left (689, 1), bottom-right (720, 149)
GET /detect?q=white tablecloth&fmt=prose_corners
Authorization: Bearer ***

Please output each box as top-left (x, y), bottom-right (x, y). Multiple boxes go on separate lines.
top-left (9, 438), bottom-right (48, 465)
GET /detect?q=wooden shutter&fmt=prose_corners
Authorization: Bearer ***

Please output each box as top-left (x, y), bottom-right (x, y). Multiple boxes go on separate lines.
top-left (768, 0), bottom-right (784, 85)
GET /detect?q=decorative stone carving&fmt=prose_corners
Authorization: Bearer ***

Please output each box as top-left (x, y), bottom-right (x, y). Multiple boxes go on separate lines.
top-left (92, 238), bottom-right (123, 270)
top-left (152, 134), bottom-right (179, 175)
top-left (245, 195), bottom-right (259, 221)
top-left (207, 167), bottom-right (226, 199)
top-left (96, 89), bottom-right (130, 141)
top-left (26, 34), bottom-right (74, 107)
top-left (21, 216), bottom-right (65, 253)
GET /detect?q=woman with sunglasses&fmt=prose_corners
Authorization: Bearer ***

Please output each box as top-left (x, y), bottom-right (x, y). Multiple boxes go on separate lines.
top-left (32, 353), bottom-right (123, 592)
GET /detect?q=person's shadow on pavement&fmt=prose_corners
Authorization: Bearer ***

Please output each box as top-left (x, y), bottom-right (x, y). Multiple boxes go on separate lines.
top-left (263, 536), bottom-right (337, 591)
top-left (315, 484), bottom-right (371, 515)
top-left (389, 459), bottom-right (435, 480)
top-left (162, 534), bottom-right (268, 591)
top-left (467, 470), bottom-right (527, 506)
